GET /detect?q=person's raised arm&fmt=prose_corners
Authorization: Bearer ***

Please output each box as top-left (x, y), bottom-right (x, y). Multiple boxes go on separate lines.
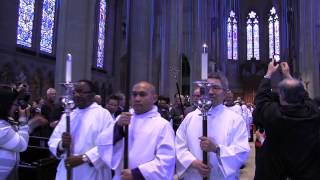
top-left (280, 62), bottom-right (293, 79)
top-left (264, 59), bottom-right (279, 79)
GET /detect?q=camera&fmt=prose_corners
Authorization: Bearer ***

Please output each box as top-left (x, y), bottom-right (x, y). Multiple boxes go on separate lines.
top-left (17, 93), bottom-right (30, 109)
top-left (273, 54), bottom-right (280, 65)
top-left (274, 54), bottom-right (280, 62)
top-left (16, 83), bottom-right (30, 110)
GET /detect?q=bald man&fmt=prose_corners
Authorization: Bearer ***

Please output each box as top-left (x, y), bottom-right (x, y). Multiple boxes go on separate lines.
top-left (97, 81), bottom-right (175, 180)
top-left (254, 60), bottom-right (320, 180)
top-left (40, 88), bottom-right (64, 132)
top-left (94, 95), bottom-right (102, 105)
top-left (29, 88), bottom-right (60, 137)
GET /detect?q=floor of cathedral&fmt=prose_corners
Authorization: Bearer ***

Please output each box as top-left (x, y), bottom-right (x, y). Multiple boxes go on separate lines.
top-left (240, 142), bottom-right (255, 180)
top-left (173, 142), bottom-right (256, 180)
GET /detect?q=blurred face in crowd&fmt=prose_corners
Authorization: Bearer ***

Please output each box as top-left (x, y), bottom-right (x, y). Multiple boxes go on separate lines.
top-left (105, 99), bottom-right (119, 114)
top-left (174, 95), bottom-right (185, 106)
top-left (208, 78), bottom-right (226, 107)
top-left (131, 81), bottom-right (157, 114)
top-left (158, 99), bottom-right (169, 109)
top-left (47, 88), bottom-right (56, 102)
top-left (224, 90), bottom-right (234, 106)
top-left (74, 82), bottom-right (94, 109)
top-left (94, 95), bottom-right (102, 105)
top-left (192, 88), bottom-right (201, 104)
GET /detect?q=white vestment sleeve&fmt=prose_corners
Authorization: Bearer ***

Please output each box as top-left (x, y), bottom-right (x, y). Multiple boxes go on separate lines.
top-left (214, 116), bottom-right (250, 178)
top-left (138, 124), bottom-right (175, 180)
top-left (86, 147), bottom-right (105, 169)
top-left (94, 113), bottom-right (115, 169)
top-left (48, 113), bottom-right (66, 158)
top-left (112, 138), bottom-right (124, 170)
top-left (175, 116), bottom-right (197, 178)
top-left (97, 124), bottom-right (122, 170)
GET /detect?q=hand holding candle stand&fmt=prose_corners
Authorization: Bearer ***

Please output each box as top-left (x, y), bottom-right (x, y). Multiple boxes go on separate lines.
top-left (200, 43), bottom-right (210, 180)
top-left (63, 53), bottom-right (74, 180)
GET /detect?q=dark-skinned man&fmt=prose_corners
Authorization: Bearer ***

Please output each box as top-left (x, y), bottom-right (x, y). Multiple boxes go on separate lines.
top-left (48, 80), bottom-right (114, 180)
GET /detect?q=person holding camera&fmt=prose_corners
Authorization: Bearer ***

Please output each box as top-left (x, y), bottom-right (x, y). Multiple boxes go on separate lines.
top-left (0, 85), bottom-right (30, 179)
top-left (254, 60), bottom-right (320, 179)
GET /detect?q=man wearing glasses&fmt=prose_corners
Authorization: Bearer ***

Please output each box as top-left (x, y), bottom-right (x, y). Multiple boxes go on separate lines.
top-left (48, 80), bottom-right (114, 180)
top-left (175, 72), bottom-right (250, 180)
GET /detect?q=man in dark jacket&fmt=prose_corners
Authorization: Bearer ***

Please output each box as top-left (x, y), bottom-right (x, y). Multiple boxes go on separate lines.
top-left (254, 60), bottom-right (320, 180)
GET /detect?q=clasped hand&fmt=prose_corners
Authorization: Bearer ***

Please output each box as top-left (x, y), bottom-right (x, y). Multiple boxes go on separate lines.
top-left (199, 136), bottom-right (218, 153)
top-left (62, 132), bottom-right (72, 149)
top-left (117, 112), bottom-right (132, 126)
top-left (121, 169), bottom-right (133, 180)
top-left (191, 160), bottom-right (211, 177)
top-left (64, 155), bottom-right (83, 168)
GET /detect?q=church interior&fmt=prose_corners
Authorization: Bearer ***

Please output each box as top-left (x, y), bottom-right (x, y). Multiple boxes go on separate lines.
top-left (0, 0), bottom-right (319, 179)
top-left (0, 0), bottom-right (319, 103)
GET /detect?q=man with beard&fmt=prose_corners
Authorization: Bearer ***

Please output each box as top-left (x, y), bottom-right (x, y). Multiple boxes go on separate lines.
top-left (48, 80), bottom-right (114, 180)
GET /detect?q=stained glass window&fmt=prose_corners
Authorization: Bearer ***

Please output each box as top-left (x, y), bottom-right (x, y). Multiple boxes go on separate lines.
top-left (96, 0), bottom-right (107, 68)
top-left (40, 0), bottom-right (57, 53)
top-left (247, 19), bottom-right (253, 60)
top-left (247, 11), bottom-right (259, 60)
top-left (17, 0), bottom-right (36, 48)
top-left (227, 11), bottom-right (238, 60)
top-left (17, 0), bottom-right (58, 55)
top-left (268, 7), bottom-right (280, 58)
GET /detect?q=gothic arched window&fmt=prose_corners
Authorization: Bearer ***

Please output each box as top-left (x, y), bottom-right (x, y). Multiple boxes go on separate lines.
top-left (227, 11), bottom-right (238, 60)
top-left (247, 11), bottom-right (259, 60)
top-left (268, 7), bottom-right (280, 58)
top-left (17, 0), bottom-right (36, 48)
top-left (40, 0), bottom-right (58, 53)
top-left (96, 0), bottom-right (107, 69)
top-left (16, 0), bottom-right (58, 55)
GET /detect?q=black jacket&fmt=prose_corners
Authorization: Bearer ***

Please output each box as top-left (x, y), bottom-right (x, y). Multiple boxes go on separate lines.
top-left (254, 78), bottom-right (320, 180)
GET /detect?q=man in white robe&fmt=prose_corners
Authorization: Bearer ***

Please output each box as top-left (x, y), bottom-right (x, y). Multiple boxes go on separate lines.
top-left (98, 81), bottom-right (175, 180)
top-left (225, 91), bottom-right (252, 141)
top-left (48, 80), bottom-right (114, 180)
top-left (176, 73), bottom-right (250, 180)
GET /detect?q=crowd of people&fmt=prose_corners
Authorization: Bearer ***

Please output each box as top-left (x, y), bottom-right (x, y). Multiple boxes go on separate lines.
top-left (0, 60), bottom-right (319, 180)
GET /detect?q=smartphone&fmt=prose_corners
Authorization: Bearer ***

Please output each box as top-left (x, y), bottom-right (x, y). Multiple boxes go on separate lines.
top-left (273, 54), bottom-right (280, 62)
top-left (273, 54), bottom-right (280, 65)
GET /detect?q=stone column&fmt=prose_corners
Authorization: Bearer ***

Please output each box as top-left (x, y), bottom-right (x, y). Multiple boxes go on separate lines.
top-left (127, 0), bottom-right (153, 88)
top-left (55, 0), bottom-right (96, 91)
top-left (298, 0), bottom-right (320, 97)
top-left (280, 0), bottom-right (289, 59)
top-left (218, 0), bottom-right (228, 74)
top-left (159, 0), bottom-right (183, 99)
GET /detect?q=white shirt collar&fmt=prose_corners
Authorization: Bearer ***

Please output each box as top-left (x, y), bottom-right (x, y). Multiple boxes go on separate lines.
top-left (133, 105), bottom-right (160, 118)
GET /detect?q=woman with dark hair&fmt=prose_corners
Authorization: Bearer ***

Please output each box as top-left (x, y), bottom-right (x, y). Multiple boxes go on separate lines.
top-left (0, 85), bottom-right (30, 179)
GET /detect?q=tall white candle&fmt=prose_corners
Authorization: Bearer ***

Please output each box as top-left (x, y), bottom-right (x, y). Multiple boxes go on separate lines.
top-left (66, 53), bottom-right (72, 83)
top-left (201, 44), bottom-right (208, 80)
